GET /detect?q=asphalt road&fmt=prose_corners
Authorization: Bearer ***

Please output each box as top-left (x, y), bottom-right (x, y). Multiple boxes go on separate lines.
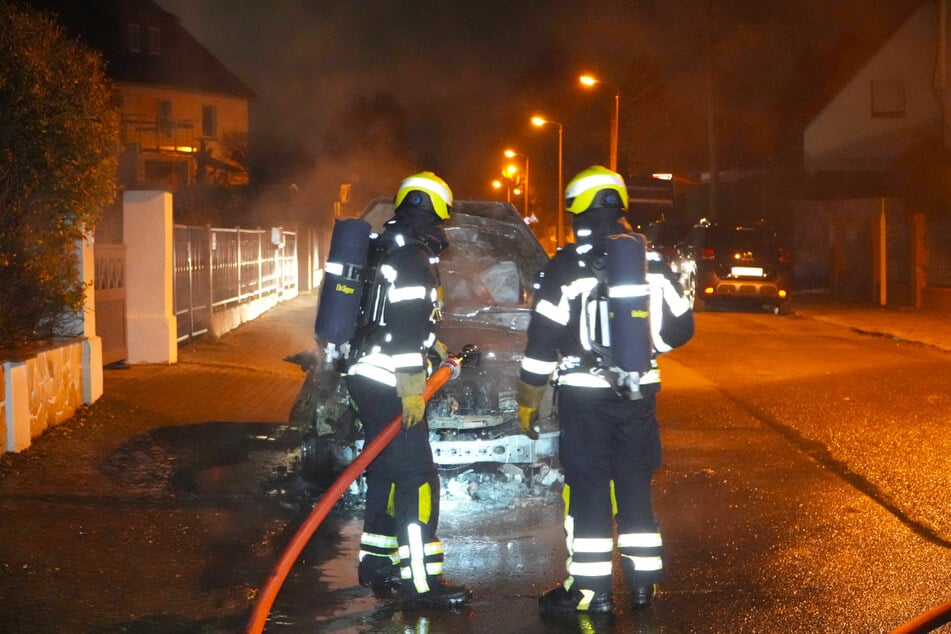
top-left (2, 307), bottom-right (949, 633)
top-left (289, 309), bottom-right (951, 633)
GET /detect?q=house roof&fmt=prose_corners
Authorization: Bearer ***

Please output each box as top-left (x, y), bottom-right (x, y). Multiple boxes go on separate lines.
top-left (631, 0), bottom-right (925, 173)
top-left (24, 0), bottom-right (255, 100)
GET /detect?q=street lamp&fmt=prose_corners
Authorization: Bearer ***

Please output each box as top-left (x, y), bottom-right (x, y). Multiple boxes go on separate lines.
top-left (504, 148), bottom-right (530, 218)
top-left (579, 74), bottom-right (620, 172)
top-left (531, 116), bottom-right (564, 248)
top-left (491, 178), bottom-right (510, 203)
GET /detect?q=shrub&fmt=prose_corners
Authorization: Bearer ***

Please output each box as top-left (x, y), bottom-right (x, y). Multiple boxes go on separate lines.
top-left (0, 1), bottom-right (120, 353)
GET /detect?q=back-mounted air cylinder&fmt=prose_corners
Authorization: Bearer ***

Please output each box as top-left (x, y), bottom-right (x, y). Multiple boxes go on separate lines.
top-left (314, 218), bottom-right (372, 344)
top-left (605, 233), bottom-right (652, 373)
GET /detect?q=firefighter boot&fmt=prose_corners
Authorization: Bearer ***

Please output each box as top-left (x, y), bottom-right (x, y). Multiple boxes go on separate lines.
top-left (539, 585), bottom-right (613, 614)
top-left (621, 558), bottom-right (659, 609)
top-left (402, 579), bottom-right (472, 610)
top-left (632, 583), bottom-right (657, 608)
top-left (358, 556), bottom-right (401, 595)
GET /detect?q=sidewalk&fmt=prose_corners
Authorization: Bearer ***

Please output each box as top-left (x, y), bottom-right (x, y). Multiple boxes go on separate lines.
top-left (0, 291), bottom-right (322, 632)
top-left (791, 292), bottom-right (951, 353)
top-left (103, 290), bottom-right (320, 427)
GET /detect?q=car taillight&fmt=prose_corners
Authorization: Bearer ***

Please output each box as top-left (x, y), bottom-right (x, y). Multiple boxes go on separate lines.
top-left (703, 286), bottom-right (715, 296)
top-left (700, 247), bottom-right (715, 260)
top-left (779, 249), bottom-right (791, 263)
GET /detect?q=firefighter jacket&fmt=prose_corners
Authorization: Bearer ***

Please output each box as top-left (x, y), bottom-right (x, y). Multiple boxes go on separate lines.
top-left (519, 239), bottom-right (693, 394)
top-left (347, 232), bottom-right (443, 387)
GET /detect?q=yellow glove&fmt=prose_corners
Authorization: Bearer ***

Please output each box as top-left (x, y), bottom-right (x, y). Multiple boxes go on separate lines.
top-left (516, 380), bottom-right (546, 440)
top-left (401, 394), bottom-right (426, 429)
top-left (396, 371), bottom-right (427, 431)
top-left (518, 406), bottom-right (539, 440)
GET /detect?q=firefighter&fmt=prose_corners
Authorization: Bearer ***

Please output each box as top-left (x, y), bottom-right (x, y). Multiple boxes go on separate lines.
top-left (517, 166), bottom-right (694, 614)
top-left (344, 171), bottom-right (472, 609)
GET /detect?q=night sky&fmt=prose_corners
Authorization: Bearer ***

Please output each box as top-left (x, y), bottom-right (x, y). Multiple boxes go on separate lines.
top-left (153, 0), bottom-right (919, 214)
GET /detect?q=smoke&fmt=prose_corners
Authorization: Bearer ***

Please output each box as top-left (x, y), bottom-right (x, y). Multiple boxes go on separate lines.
top-left (155, 0), bottom-right (922, 223)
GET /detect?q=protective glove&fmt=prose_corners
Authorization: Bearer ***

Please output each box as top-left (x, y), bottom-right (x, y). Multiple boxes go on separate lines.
top-left (516, 379), bottom-right (546, 440)
top-left (518, 406), bottom-right (539, 440)
top-left (401, 394), bottom-right (426, 429)
top-left (396, 371), bottom-right (427, 430)
top-left (433, 340), bottom-right (450, 363)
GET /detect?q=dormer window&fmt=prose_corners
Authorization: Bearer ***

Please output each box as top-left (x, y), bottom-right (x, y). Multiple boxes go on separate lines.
top-left (128, 23), bottom-right (141, 53)
top-left (148, 26), bottom-right (161, 55)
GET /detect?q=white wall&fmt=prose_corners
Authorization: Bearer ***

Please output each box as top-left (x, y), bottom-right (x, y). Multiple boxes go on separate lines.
top-left (805, 2), bottom-right (943, 170)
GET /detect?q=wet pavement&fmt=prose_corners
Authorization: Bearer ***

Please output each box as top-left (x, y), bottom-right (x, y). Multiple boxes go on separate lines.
top-left (1, 290), bottom-right (950, 632)
top-left (0, 294), bottom-right (319, 633)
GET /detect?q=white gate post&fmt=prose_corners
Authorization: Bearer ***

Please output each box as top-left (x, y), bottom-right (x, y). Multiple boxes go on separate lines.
top-left (123, 191), bottom-right (177, 364)
top-left (78, 234), bottom-right (103, 402)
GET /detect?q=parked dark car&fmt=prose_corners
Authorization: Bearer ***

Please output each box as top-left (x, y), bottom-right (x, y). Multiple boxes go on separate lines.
top-left (642, 219), bottom-right (696, 307)
top-left (680, 220), bottom-right (792, 314)
top-left (299, 199), bottom-right (557, 482)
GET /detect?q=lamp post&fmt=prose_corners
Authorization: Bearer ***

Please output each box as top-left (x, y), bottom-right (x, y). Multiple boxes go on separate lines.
top-left (579, 74), bottom-right (620, 172)
top-left (504, 149), bottom-right (530, 218)
top-left (531, 116), bottom-right (564, 248)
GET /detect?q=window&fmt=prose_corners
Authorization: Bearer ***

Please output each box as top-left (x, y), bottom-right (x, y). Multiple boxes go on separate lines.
top-left (128, 23), bottom-right (141, 53)
top-left (871, 79), bottom-right (905, 118)
top-left (157, 100), bottom-right (172, 137)
top-left (148, 26), bottom-right (161, 55)
top-left (202, 105), bottom-right (218, 138)
top-left (145, 159), bottom-right (188, 189)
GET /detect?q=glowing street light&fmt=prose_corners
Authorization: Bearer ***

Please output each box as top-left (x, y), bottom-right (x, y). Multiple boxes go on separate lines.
top-left (579, 74), bottom-right (620, 172)
top-left (531, 116), bottom-right (564, 248)
top-left (491, 178), bottom-right (510, 203)
top-left (504, 148), bottom-right (530, 218)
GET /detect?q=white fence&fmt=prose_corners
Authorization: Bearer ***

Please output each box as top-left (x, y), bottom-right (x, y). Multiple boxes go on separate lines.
top-left (173, 225), bottom-right (298, 342)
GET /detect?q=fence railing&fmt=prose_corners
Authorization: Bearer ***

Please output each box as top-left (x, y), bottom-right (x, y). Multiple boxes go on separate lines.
top-left (173, 225), bottom-right (298, 342)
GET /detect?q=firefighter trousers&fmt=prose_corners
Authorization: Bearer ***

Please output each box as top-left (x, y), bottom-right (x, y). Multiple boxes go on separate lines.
top-left (557, 385), bottom-right (664, 595)
top-left (345, 374), bottom-right (446, 595)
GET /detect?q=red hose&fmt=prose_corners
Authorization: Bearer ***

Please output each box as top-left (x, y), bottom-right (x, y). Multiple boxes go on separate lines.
top-left (245, 363), bottom-right (456, 634)
top-left (889, 599), bottom-right (951, 634)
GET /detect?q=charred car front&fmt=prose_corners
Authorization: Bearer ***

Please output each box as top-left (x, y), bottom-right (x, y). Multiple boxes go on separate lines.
top-left (299, 200), bottom-right (556, 481)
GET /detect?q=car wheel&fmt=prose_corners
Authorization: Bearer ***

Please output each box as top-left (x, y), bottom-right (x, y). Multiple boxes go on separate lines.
top-left (686, 273), bottom-right (704, 312)
top-left (682, 274), bottom-right (694, 307)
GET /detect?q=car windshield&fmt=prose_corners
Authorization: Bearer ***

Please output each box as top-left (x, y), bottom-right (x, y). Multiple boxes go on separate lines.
top-left (360, 199), bottom-right (549, 326)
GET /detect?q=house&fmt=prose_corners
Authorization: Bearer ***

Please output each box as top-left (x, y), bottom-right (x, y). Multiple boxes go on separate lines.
top-left (26, 0), bottom-right (255, 197)
top-left (22, 0), bottom-right (265, 368)
top-left (795, 0), bottom-right (951, 308)
top-left (632, 0), bottom-right (949, 308)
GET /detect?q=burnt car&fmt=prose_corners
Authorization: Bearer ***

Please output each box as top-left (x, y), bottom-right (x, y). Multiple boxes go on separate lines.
top-left (299, 199), bottom-right (557, 482)
top-left (680, 220), bottom-right (792, 314)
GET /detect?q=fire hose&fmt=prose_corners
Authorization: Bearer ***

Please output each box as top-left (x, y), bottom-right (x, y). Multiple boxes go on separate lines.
top-left (245, 345), bottom-right (476, 634)
top-left (889, 599), bottom-right (951, 634)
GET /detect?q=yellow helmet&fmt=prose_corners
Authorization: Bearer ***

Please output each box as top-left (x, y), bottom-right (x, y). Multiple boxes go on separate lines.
top-left (564, 165), bottom-right (628, 214)
top-left (394, 171), bottom-right (453, 220)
